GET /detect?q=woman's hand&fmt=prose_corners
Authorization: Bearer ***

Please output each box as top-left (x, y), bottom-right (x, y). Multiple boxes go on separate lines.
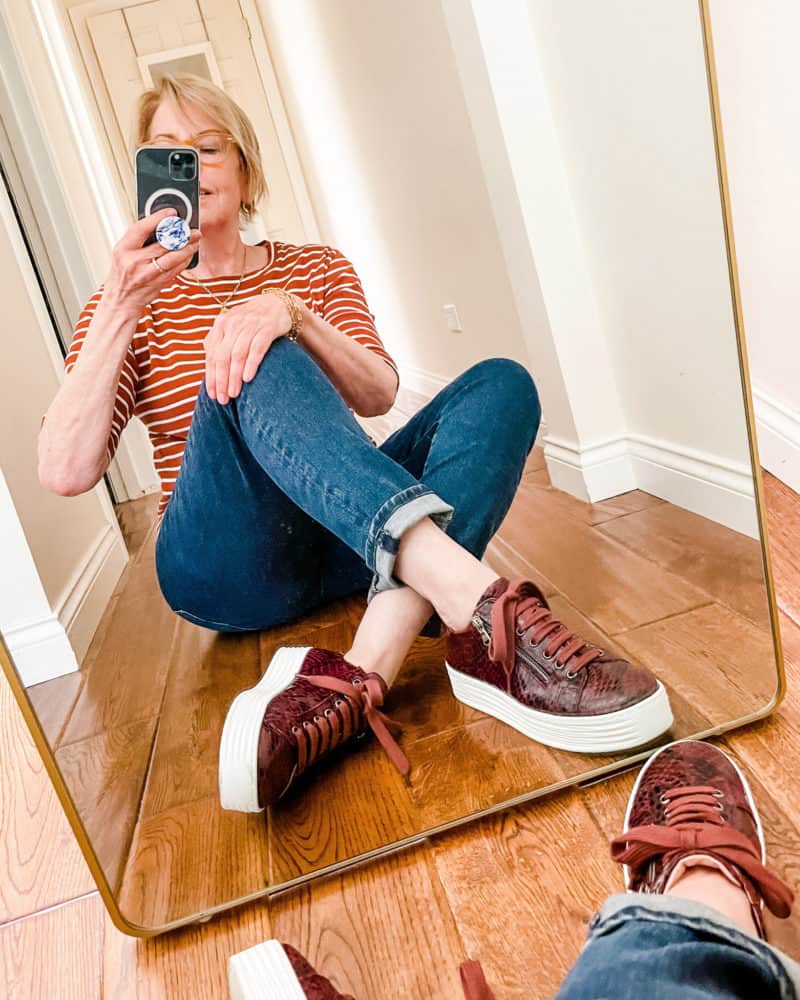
top-left (204, 293), bottom-right (293, 404)
top-left (104, 208), bottom-right (202, 316)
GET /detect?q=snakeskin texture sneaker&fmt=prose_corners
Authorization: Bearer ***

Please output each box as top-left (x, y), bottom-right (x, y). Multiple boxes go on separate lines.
top-left (219, 647), bottom-right (408, 811)
top-left (445, 577), bottom-right (673, 753)
top-left (611, 740), bottom-right (794, 938)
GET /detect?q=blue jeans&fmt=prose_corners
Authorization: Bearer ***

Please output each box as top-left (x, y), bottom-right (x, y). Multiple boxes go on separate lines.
top-left (556, 895), bottom-right (800, 1000)
top-left (155, 338), bottom-right (541, 631)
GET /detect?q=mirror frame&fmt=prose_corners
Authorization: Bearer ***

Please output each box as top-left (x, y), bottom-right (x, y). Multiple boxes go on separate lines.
top-left (0, 0), bottom-right (785, 937)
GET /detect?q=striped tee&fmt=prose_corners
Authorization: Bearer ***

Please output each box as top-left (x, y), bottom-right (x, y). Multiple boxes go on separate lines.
top-left (65, 241), bottom-right (397, 517)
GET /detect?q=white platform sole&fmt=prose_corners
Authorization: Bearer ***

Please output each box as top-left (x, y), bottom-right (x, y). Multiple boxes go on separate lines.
top-left (621, 740), bottom-right (766, 887)
top-left (229, 939), bottom-right (307, 1000)
top-left (445, 663), bottom-right (673, 753)
top-left (218, 646), bottom-right (311, 812)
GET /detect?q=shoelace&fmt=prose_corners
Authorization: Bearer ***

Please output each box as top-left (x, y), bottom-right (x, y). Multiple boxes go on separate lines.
top-left (488, 580), bottom-right (602, 676)
top-left (610, 785), bottom-right (794, 918)
top-left (460, 960), bottom-right (495, 999)
top-left (290, 674), bottom-right (410, 777)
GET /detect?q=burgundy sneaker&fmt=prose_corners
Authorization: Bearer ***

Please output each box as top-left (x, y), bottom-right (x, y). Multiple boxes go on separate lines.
top-left (219, 646), bottom-right (408, 811)
top-left (445, 577), bottom-right (673, 753)
top-left (228, 939), bottom-right (354, 999)
top-left (611, 740), bottom-right (794, 938)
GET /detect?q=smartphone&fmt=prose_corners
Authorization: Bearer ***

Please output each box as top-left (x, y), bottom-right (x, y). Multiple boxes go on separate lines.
top-left (135, 145), bottom-right (200, 270)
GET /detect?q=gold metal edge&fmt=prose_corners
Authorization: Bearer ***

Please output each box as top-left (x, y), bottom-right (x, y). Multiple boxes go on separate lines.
top-left (697, 0), bottom-right (785, 710)
top-left (0, 1), bottom-right (784, 939)
top-left (0, 633), bottom-right (151, 938)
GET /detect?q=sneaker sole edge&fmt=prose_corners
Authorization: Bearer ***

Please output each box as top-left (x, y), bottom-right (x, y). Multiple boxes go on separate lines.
top-left (229, 939), bottom-right (307, 1000)
top-left (218, 646), bottom-right (312, 812)
top-left (445, 663), bottom-right (673, 753)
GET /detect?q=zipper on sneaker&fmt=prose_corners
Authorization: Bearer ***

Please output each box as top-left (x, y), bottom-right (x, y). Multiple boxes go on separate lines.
top-left (471, 612), bottom-right (492, 646)
top-left (515, 646), bottom-right (550, 684)
top-left (472, 612), bottom-right (550, 683)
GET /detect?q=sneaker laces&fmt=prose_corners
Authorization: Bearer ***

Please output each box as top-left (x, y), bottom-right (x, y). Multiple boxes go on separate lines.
top-left (294, 674), bottom-right (409, 777)
top-left (489, 580), bottom-right (603, 676)
top-left (610, 785), bottom-right (794, 918)
top-left (460, 960), bottom-right (495, 999)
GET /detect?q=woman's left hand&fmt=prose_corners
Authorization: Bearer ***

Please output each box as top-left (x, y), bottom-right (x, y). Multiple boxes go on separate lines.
top-left (204, 294), bottom-right (293, 405)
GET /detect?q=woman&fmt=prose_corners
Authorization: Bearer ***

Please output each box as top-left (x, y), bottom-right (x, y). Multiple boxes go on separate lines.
top-left (38, 75), bottom-right (672, 812)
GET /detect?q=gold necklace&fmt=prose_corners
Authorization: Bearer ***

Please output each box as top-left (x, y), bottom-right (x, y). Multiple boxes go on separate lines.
top-left (184, 243), bottom-right (248, 314)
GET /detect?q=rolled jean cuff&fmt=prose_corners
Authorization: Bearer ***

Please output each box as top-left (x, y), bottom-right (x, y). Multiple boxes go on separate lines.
top-left (365, 484), bottom-right (454, 603)
top-left (589, 894), bottom-right (800, 997)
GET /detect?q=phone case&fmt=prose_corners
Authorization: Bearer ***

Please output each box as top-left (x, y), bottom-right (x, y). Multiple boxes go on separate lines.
top-left (135, 145), bottom-right (200, 270)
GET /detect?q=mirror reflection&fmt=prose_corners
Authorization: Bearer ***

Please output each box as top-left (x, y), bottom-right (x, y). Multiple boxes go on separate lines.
top-left (0, 0), bottom-right (777, 933)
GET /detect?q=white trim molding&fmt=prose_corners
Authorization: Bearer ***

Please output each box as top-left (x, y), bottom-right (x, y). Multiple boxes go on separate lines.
top-left (3, 617), bottom-right (78, 687)
top-left (544, 431), bottom-right (757, 538)
top-left (752, 386), bottom-right (800, 497)
top-left (56, 523), bottom-right (128, 664)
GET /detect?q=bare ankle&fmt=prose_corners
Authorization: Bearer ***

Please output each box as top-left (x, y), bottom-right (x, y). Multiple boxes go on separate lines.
top-left (667, 863), bottom-right (759, 937)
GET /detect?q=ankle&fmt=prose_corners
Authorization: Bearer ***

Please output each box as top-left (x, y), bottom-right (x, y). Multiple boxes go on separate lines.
top-left (666, 862), bottom-right (759, 937)
top-left (439, 568), bottom-right (500, 632)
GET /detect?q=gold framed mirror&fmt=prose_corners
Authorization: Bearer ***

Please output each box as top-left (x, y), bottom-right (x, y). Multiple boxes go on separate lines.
top-left (0, 0), bottom-right (784, 937)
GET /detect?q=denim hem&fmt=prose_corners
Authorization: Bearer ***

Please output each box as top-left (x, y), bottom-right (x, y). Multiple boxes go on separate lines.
top-left (364, 484), bottom-right (454, 602)
top-left (590, 893), bottom-right (800, 998)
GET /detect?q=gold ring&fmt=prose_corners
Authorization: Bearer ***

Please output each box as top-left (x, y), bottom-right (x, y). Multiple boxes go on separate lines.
top-left (151, 256), bottom-right (167, 273)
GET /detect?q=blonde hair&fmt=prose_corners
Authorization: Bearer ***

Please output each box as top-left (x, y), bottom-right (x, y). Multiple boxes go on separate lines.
top-left (133, 74), bottom-right (268, 227)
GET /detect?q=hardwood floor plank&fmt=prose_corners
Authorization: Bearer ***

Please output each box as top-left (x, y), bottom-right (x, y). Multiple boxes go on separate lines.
top-left (117, 795), bottom-right (270, 931)
top-left (431, 793), bottom-right (619, 999)
top-left (55, 718), bottom-right (158, 896)
top-left (615, 603), bottom-right (777, 728)
top-left (59, 534), bottom-right (179, 745)
top-left (762, 473), bottom-right (800, 626)
top-left (0, 893), bottom-right (103, 1000)
top-left (269, 846), bottom-right (466, 999)
top-left (102, 892), bottom-right (273, 1000)
top-left (268, 735), bottom-right (419, 886)
top-left (516, 478), bottom-right (665, 527)
top-left (598, 502), bottom-right (771, 627)
top-left (138, 627), bottom-right (261, 819)
top-left (493, 488), bottom-right (710, 633)
top-left (0, 674), bottom-right (96, 924)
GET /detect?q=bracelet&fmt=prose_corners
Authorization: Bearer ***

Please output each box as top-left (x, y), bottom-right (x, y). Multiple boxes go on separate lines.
top-left (261, 287), bottom-right (304, 342)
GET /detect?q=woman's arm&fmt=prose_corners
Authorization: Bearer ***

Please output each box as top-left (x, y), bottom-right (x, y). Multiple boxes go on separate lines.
top-left (38, 296), bottom-right (141, 496)
top-left (294, 302), bottom-right (399, 418)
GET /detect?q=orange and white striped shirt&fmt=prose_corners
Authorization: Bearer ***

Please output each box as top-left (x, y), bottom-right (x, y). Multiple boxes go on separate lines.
top-left (66, 241), bottom-right (397, 517)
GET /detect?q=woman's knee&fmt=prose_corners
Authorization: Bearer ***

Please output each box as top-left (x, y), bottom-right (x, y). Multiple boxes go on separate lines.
top-left (468, 357), bottom-right (541, 425)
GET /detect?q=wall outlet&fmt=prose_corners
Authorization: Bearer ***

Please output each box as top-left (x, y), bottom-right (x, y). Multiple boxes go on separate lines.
top-left (443, 303), bottom-right (462, 333)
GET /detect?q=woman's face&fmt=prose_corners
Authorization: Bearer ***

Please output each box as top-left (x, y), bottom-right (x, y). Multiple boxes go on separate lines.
top-left (147, 100), bottom-right (245, 233)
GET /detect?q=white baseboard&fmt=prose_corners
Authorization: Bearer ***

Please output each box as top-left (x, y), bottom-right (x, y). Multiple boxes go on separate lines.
top-left (4, 616), bottom-right (78, 687)
top-left (56, 522), bottom-right (128, 666)
top-left (543, 435), bottom-right (636, 503)
top-left (753, 386), bottom-right (800, 496)
top-left (545, 431), bottom-right (757, 537)
top-left (627, 434), bottom-right (757, 538)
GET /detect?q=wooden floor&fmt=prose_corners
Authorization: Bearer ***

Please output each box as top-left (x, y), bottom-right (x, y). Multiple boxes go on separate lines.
top-left (2, 473), bottom-right (796, 997)
top-left (21, 435), bottom-right (775, 932)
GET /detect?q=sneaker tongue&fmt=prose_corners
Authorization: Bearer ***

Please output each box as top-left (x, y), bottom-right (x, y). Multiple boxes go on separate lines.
top-left (478, 577), bottom-right (509, 604)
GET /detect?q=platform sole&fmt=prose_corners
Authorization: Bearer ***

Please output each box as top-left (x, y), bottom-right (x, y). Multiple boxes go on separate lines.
top-left (445, 663), bottom-right (673, 753)
top-left (218, 646), bottom-right (311, 812)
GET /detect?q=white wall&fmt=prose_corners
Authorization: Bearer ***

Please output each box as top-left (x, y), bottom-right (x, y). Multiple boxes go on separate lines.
top-left (528, 0), bottom-right (753, 486)
top-left (255, 0), bottom-right (533, 383)
top-left (710, 0), bottom-right (800, 493)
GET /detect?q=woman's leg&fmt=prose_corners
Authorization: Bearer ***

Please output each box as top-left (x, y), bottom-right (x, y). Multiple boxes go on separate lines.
top-left (323, 357), bottom-right (541, 684)
top-left (156, 337), bottom-right (474, 634)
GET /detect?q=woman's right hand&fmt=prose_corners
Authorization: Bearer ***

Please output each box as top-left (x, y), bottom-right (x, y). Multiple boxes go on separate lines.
top-left (103, 208), bottom-right (201, 315)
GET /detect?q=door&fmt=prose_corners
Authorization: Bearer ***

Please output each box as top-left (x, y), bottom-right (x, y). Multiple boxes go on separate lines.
top-left (67, 0), bottom-right (316, 246)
